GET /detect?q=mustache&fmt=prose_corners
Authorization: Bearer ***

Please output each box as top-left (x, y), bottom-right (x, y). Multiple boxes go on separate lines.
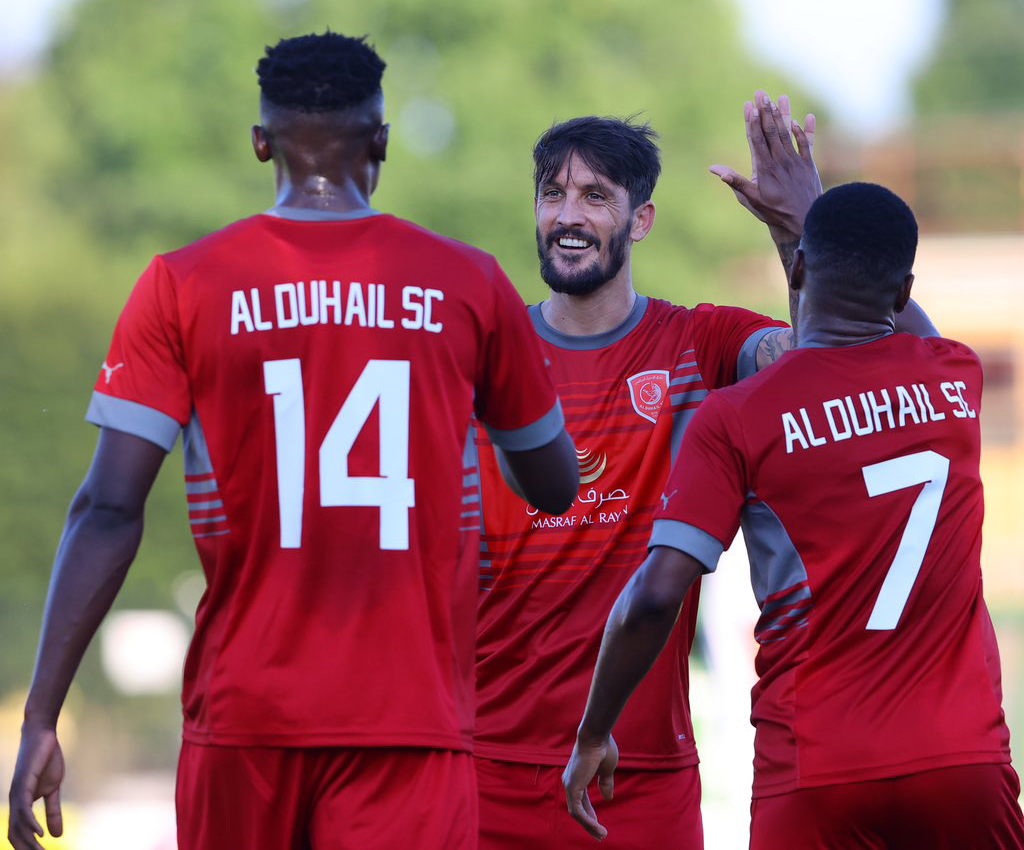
top-left (545, 228), bottom-right (601, 250)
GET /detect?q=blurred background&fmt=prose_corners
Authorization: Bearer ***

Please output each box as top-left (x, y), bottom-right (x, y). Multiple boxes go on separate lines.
top-left (1, 0), bottom-right (1021, 846)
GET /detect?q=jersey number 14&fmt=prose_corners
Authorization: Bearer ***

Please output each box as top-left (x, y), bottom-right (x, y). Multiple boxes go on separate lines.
top-left (263, 358), bottom-right (415, 551)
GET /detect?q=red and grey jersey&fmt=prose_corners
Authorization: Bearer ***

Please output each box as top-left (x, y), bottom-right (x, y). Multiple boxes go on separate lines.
top-left (87, 209), bottom-right (563, 751)
top-left (474, 296), bottom-right (784, 769)
top-left (655, 333), bottom-right (1012, 796)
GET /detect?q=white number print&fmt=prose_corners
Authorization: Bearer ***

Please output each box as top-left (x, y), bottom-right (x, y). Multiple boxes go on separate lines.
top-left (861, 450), bottom-right (950, 630)
top-left (264, 358), bottom-right (415, 551)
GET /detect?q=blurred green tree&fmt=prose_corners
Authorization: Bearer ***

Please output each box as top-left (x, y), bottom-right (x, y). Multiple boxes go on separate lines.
top-left (913, 0), bottom-right (1024, 115)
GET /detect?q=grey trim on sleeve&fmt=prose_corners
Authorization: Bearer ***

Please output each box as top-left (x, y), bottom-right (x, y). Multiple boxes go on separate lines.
top-left (529, 296), bottom-right (648, 350)
top-left (85, 392), bottom-right (181, 452)
top-left (737, 326), bottom-right (779, 380)
top-left (648, 519), bottom-right (724, 573)
top-left (483, 400), bottom-right (565, 452)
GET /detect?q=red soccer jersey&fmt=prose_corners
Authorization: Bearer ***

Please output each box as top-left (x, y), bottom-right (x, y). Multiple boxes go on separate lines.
top-left (87, 210), bottom-right (563, 751)
top-left (474, 296), bottom-right (783, 768)
top-left (655, 333), bottom-right (1012, 796)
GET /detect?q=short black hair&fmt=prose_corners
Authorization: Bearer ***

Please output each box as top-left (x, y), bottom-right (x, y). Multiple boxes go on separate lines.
top-left (257, 32), bottom-right (386, 112)
top-left (802, 182), bottom-right (918, 291)
top-left (533, 117), bottom-right (661, 210)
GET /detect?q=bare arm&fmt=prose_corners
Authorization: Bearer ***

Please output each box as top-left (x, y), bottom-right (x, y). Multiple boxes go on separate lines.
top-left (711, 91), bottom-right (823, 355)
top-left (8, 428), bottom-right (165, 850)
top-left (896, 297), bottom-right (940, 338)
top-left (562, 546), bottom-right (704, 840)
top-left (498, 428), bottom-right (579, 516)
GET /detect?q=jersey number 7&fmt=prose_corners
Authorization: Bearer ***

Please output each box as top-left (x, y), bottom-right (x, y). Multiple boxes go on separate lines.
top-left (861, 450), bottom-right (950, 631)
top-left (264, 358), bottom-right (415, 551)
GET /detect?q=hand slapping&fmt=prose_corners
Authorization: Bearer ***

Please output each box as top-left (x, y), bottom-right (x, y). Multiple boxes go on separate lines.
top-left (710, 91), bottom-right (822, 241)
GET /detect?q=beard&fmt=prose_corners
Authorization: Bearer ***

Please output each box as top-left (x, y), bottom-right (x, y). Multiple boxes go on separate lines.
top-left (536, 221), bottom-right (631, 296)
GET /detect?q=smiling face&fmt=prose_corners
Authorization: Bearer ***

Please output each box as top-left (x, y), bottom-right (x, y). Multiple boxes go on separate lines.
top-left (535, 154), bottom-right (647, 296)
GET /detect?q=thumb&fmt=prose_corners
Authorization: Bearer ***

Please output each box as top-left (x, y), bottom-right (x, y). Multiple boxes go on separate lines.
top-left (598, 770), bottom-right (614, 801)
top-left (44, 786), bottom-right (64, 837)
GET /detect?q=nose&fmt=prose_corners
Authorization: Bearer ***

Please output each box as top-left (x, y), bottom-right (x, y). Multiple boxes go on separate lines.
top-left (555, 195), bottom-right (586, 229)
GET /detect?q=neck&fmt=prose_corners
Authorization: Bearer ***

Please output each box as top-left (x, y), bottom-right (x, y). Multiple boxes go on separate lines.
top-left (540, 271), bottom-right (637, 336)
top-left (273, 168), bottom-right (375, 214)
top-left (797, 307), bottom-right (897, 349)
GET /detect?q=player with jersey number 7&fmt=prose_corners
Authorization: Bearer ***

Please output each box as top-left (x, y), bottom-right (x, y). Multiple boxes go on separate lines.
top-left (563, 182), bottom-right (1024, 848)
top-left (7, 31), bottom-right (578, 850)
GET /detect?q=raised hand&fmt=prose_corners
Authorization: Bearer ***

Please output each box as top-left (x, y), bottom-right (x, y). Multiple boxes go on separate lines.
top-left (710, 91), bottom-right (821, 240)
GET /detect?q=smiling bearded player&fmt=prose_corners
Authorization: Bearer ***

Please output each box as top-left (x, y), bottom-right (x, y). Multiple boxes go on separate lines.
top-left (471, 100), bottom-right (819, 848)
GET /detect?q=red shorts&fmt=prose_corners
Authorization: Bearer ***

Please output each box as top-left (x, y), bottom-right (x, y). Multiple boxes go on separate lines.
top-left (475, 756), bottom-right (703, 849)
top-left (177, 743), bottom-right (477, 850)
top-left (751, 763), bottom-right (1024, 850)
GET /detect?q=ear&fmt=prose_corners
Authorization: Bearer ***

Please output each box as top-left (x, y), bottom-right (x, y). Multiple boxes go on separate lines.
top-left (630, 200), bottom-right (656, 243)
top-left (251, 125), bottom-right (272, 163)
top-left (789, 248), bottom-right (806, 292)
top-left (894, 272), bottom-right (914, 312)
top-left (370, 123), bottom-right (389, 163)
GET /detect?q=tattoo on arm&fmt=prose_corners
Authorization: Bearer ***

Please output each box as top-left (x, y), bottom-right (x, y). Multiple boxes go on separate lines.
top-left (775, 238), bottom-right (800, 331)
top-left (756, 328), bottom-right (796, 371)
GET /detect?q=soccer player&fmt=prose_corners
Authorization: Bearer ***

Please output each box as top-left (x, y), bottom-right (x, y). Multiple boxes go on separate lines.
top-left (472, 95), bottom-right (821, 848)
top-left (7, 32), bottom-right (578, 850)
top-left (564, 182), bottom-right (1024, 848)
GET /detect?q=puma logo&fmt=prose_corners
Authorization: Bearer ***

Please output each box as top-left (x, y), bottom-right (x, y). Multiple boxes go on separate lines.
top-left (660, 489), bottom-right (678, 510)
top-left (101, 361), bottom-right (124, 384)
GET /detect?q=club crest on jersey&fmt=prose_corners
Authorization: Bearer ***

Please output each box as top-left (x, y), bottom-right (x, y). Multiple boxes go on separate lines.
top-left (626, 370), bottom-right (669, 423)
top-left (577, 447), bottom-right (608, 484)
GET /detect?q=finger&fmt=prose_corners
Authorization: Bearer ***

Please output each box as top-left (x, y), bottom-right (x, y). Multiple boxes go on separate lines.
top-left (768, 95), bottom-right (796, 155)
top-left (791, 120), bottom-right (811, 159)
top-left (44, 788), bottom-right (63, 837)
top-left (743, 101), bottom-right (757, 177)
top-left (713, 169), bottom-right (759, 205)
top-left (803, 113), bottom-right (816, 152)
top-left (747, 101), bottom-right (771, 164)
top-left (573, 792), bottom-right (608, 841)
top-left (708, 165), bottom-right (741, 185)
top-left (9, 810), bottom-right (46, 850)
top-left (756, 92), bottom-right (783, 156)
top-left (779, 94), bottom-right (792, 134)
top-left (598, 770), bottom-right (614, 801)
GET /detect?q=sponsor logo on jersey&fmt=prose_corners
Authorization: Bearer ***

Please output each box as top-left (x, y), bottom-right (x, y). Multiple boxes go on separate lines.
top-left (577, 446), bottom-right (608, 484)
top-left (626, 369), bottom-right (669, 423)
top-left (100, 361), bottom-right (124, 384)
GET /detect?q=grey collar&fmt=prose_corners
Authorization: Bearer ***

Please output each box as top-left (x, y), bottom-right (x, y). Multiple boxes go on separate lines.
top-left (264, 206), bottom-right (382, 222)
top-left (529, 296), bottom-right (649, 351)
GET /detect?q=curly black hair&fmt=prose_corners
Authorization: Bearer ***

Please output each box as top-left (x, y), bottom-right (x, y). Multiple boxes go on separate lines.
top-left (803, 182), bottom-right (918, 290)
top-left (257, 32), bottom-right (386, 112)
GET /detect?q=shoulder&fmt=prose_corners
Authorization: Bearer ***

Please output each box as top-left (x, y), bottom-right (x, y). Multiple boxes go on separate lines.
top-left (158, 215), bottom-right (271, 275)
top-left (382, 216), bottom-right (502, 277)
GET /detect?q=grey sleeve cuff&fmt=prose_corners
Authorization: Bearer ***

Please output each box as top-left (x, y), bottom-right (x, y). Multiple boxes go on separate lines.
top-left (483, 400), bottom-right (565, 452)
top-left (648, 519), bottom-right (725, 573)
top-left (737, 326), bottom-right (779, 380)
top-left (86, 392), bottom-right (181, 452)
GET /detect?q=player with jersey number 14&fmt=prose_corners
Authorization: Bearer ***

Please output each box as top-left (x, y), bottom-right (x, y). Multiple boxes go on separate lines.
top-left (8, 31), bottom-right (578, 850)
top-left (564, 182), bottom-right (1024, 849)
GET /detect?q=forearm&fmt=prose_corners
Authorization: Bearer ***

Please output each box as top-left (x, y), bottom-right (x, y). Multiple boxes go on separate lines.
top-left (577, 594), bottom-right (680, 744)
top-left (24, 498), bottom-right (144, 727)
top-left (576, 553), bottom-right (692, 743)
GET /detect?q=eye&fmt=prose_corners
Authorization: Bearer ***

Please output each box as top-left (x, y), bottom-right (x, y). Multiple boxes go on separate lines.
top-left (541, 188), bottom-right (563, 200)
top-left (586, 192), bottom-right (605, 202)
